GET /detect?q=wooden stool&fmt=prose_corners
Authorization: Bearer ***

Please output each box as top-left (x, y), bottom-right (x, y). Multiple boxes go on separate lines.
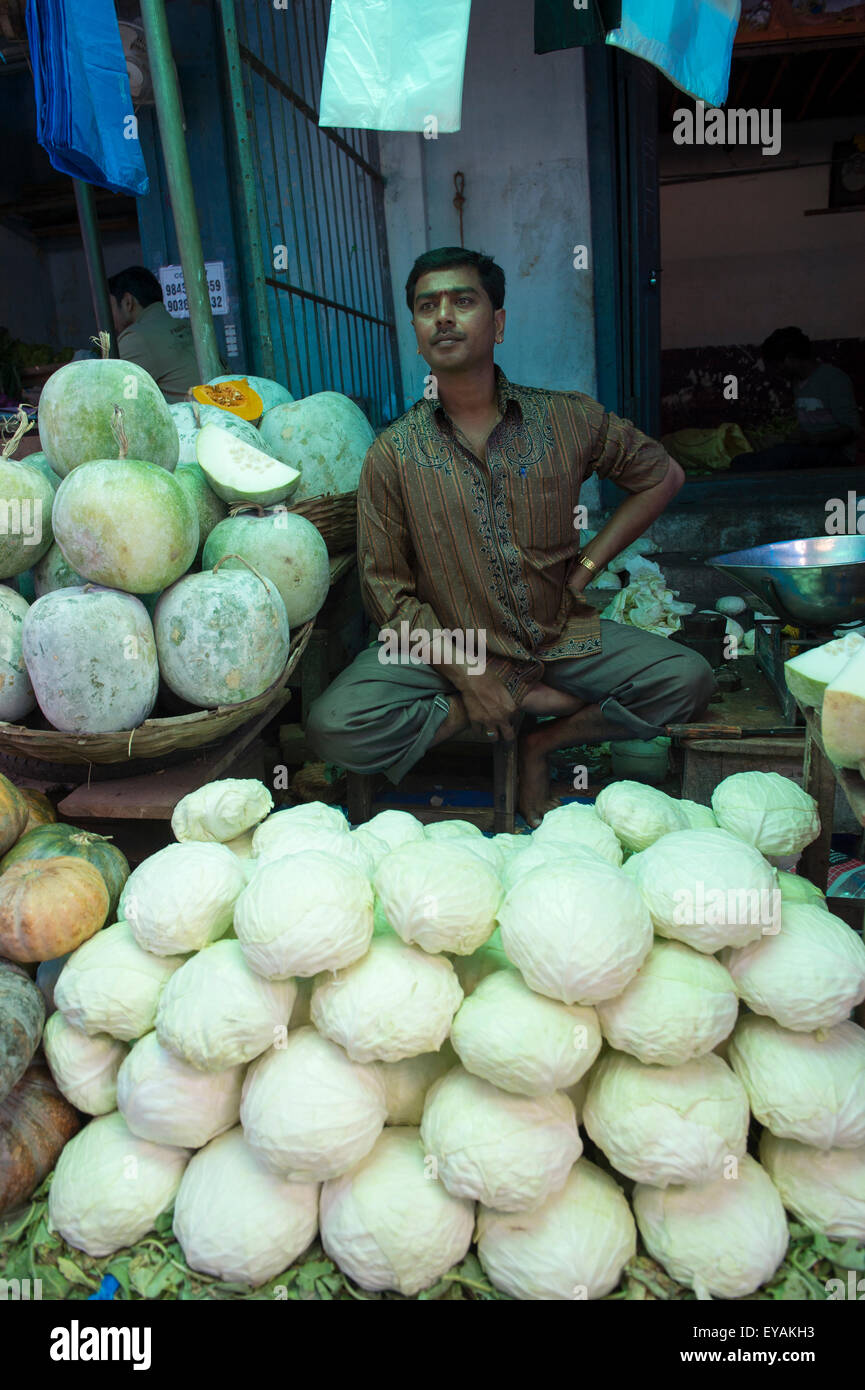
top-left (346, 716), bottom-right (523, 833)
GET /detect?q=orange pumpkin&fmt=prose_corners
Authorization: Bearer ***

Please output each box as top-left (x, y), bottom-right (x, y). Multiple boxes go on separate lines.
top-left (0, 857), bottom-right (109, 963)
top-left (191, 378), bottom-right (263, 422)
top-left (0, 775), bottom-right (29, 855)
top-left (18, 789), bottom-right (57, 834)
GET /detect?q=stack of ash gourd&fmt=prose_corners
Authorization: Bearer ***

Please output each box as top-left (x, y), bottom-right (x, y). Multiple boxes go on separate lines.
top-left (0, 348), bottom-right (373, 731)
top-left (2, 765), bottom-right (864, 1300)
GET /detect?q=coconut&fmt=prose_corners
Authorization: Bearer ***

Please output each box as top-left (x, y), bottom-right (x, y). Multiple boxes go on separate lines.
top-left (258, 392), bottom-right (374, 501)
top-left (154, 561), bottom-right (290, 707)
top-left (202, 508), bottom-right (329, 626)
top-left (22, 586), bottom-right (159, 732)
top-left (52, 458), bottom-right (199, 594)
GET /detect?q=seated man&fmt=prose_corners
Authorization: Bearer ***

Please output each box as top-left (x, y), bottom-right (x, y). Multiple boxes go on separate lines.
top-left (730, 326), bottom-right (861, 473)
top-left (108, 266), bottom-right (201, 402)
top-left (306, 247), bottom-right (715, 826)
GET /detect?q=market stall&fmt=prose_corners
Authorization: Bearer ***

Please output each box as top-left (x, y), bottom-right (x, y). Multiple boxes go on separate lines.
top-left (1, 757), bottom-right (864, 1303)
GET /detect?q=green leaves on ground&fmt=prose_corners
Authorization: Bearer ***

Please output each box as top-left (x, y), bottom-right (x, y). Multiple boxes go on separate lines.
top-left (0, 1172), bottom-right (858, 1301)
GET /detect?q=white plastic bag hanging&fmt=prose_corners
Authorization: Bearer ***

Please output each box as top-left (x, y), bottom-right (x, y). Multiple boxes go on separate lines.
top-left (318, 0), bottom-right (472, 133)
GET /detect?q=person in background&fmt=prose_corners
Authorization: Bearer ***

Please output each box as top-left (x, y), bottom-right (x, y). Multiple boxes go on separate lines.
top-left (730, 326), bottom-right (862, 472)
top-left (108, 266), bottom-right (200, 402)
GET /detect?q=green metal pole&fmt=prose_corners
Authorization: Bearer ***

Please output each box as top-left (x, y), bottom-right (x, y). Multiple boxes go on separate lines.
top-left (218, 0), bottom-right (276, 380)
top-left (138, 0), bottom-right (222, 382)
top-left (72, 179), bottom-right (117, 355)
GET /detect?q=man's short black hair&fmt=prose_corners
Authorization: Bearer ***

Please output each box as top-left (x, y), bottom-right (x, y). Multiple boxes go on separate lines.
top-left (405, 247), bottom-right (505, 313)
top-left (761, 326), bottom-right (812, 363)
top-left (108, 266), bottom-right (164, 309)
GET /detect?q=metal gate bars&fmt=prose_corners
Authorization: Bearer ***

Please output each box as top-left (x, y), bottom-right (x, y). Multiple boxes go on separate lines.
top-left (218, 0), bottom-right (403, 427)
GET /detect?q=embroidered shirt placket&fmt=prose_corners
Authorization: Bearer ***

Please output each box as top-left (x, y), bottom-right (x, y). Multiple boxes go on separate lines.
top-left (449, 417), bottom-right (526, 649)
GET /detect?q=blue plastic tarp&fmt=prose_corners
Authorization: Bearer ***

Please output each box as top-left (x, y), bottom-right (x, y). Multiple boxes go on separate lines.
top-left (606, 0), bottom-right (741, 107)
top-left (26, 0), bottom-right (149, 196)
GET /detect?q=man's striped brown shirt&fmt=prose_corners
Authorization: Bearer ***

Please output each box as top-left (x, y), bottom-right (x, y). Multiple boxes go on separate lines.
top-left (356, 364), bottom-right (672, 699)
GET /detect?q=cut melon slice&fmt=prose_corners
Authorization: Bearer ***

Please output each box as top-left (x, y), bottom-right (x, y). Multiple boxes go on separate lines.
top-left (196, 423), bottom-right (301, 505)
top-left (784, 631), bottom-right (865, 712)
top-left (821, 644), bottom-right (865, 769)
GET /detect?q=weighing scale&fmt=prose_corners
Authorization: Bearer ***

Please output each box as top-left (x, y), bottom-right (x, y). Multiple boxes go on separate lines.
top-left (707, 536), bottom-right (865, 722)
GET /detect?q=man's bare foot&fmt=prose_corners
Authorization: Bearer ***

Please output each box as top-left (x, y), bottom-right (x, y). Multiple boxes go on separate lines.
top-left (522, 683), bottom-right (585, 717)
top-left (518, 727), bottom-right (562, 828)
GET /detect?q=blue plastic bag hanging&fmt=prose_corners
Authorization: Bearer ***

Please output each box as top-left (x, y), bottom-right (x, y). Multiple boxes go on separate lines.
top-left (605, 0), bottom-right (741, 107)
top-left (26, 0), bottom-right (148, 196)
top-left (318, 0), bottom-right (472, 133)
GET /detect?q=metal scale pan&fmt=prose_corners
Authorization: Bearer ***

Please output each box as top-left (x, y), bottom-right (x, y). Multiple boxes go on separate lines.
top-left (707, 535), bottom-right (865, 632)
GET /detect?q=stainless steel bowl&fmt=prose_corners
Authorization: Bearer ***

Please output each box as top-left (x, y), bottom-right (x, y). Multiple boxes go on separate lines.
top-left (707, 536), bottom-right (865, 628)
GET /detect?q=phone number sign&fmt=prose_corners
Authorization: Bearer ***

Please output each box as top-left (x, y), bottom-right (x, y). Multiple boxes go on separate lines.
top-left (159, 262), bottom-right (228, 317)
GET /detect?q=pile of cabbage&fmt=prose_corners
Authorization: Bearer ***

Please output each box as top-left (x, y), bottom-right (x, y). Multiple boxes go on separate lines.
top-left (38, 770), bottom-right (865, 1301)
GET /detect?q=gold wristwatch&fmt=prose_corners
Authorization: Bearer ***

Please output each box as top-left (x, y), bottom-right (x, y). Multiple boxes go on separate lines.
top-left (577, 551), bottom-right (600, 574)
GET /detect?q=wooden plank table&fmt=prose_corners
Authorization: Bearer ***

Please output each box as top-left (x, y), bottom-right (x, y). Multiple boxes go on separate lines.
top-left (663, 657), bottom-right (807, 804)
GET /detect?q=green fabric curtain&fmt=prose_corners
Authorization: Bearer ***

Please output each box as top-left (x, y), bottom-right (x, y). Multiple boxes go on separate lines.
top-left (534, 0), bottom-right (622, 53)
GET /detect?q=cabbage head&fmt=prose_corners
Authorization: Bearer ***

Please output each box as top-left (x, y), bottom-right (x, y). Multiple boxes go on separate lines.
top-left (477, 1159), bottom-right (636, 1300)
top-left (450, 968), bottom-right (601, 1096)
top-left (497, 860), bottom-right (652, 1005)
top-left (531, 803), bottom-right (623, 866)
top-left (119, 842), bottom-right (246, 956)
top-left (155, 939), bottom-right (297, 1071)
top-left (727, 1015), bottom-right (865, 1149)
top-left (54, 922), bottom-right (186, 1041)
top-left (583, 1050), bottom-right (749, 1187)
top-left (623, 828), bottom-right (778, 952)
top-left (711, 770), bottom-right (820, 856)
top-left (633, 1154), bottom-right (788, 1299)
top-left (171, 777), bottom-right (273, 843)
top-left (758, 1132), bottom-right (865, 1240)
top-left (320, 1127), bottom-right (474, 1295)
top-left (117, 1031), bottom-right (244, 1149)
top-left (43, 1011), bottom-right (128, 1115)
top-left (594, 781), bottom-right (688, 851)
top-left (595, 939), bottom-right (738, 1066)
top-left (311, 935), bottom-right (463, 1063)
top-left (240, 1027), bottom-right (386, 1181)
top-left (361, 809), bottom-right (425, 852)
top-left (419, 1066), bottom-right (581, 1212)
top-left (721, 902), bottom-right (865, 1032)
top-left (776, 869), bottom-right (827, 908)
top-left (374, 841), bottom-right (502, 956)
top-left (234, 852), bottom-right (373, 979)
top-left (173, 1127), bottom-right (319, 1287)
top-left (48, 1112), bottom-right (189, 1258)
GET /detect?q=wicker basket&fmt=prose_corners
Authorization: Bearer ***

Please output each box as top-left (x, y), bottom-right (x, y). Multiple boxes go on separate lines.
top-left (286, 491), bottom-right (357, 556)
top-left (0, 621), bottom-right (314, 767)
